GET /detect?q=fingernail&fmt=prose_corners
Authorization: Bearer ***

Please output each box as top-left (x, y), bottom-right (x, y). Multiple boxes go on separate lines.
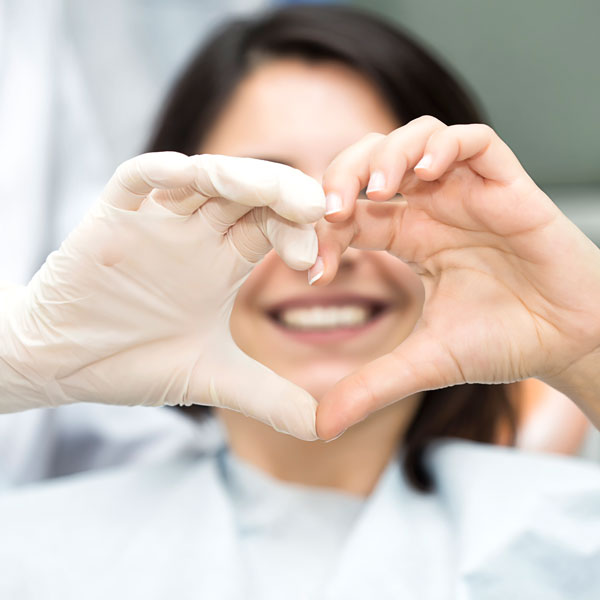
top-left (325, 192), bottom-right (342, 215)
top-left (308, 256), bottom-right (324, 285)
top-left (415, 154), bottom-right (433, 170)
top-left (366, 170), bottom-right (386, 193)
top-left (324, 428), bottom-right (346, 443)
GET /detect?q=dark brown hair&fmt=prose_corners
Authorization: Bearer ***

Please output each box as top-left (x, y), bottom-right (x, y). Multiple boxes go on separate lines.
top-left (146, 4), bottom-right (516, 492)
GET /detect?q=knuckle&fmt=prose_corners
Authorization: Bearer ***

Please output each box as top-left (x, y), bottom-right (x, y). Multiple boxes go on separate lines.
top-left (476, 122), bottom-right (494, 133)
top-left (323, 151), bottom-right (350, 178)
top-left (114, 161), bottom-right (139, 195)
top-left (472, 122), bottom-right (495, 138)
top-left (427, 127), bottom-right (448, 144)
top-left (361, 131), bottom-right (386, 144)
top-left (414, 114), bottom-right (445, 128)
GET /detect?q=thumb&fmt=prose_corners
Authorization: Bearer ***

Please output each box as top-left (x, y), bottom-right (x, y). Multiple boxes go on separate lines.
top-left (316, 329), bottom-right (463, 440)
top-left (191, 340), bottom-right (319, 441)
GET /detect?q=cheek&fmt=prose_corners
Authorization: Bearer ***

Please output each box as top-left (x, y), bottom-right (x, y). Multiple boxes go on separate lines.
top-left (375, 252), bottom-right (424, 299)
top-left (229, 251), bottom-right (282, 354)
top-left (370, 253), bottom-right (425, 337)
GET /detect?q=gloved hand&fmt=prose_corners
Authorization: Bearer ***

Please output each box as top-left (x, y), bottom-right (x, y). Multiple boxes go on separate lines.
top-left (0, 152), bottom-right (325, 440)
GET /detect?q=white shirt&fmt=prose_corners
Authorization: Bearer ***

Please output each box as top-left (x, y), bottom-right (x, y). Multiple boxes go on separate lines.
top-left (0, 414), bottom-right (598, 599)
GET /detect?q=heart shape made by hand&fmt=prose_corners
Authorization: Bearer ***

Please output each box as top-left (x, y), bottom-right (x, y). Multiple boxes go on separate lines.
top-left (312, 119), bottom-right (600, 439)
top-left (1, 153), bottom-right (327, 440)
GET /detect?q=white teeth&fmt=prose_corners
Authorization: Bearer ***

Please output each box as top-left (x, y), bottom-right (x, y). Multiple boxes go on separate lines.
top-left (278, 305), bottom-right (371, 330)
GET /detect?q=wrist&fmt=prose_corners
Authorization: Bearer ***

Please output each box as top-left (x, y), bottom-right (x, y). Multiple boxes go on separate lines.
top-left (0, 284), bottom-right (50, 411)
top-left (543, 347), bottom-right (600, 429)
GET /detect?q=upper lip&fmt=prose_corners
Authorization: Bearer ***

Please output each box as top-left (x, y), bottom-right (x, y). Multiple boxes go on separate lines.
top-left (264, 293), bottom-right (392, 317)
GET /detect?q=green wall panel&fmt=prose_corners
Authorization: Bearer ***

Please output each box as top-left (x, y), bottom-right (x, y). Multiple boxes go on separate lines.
top-left (353, 0), bottom-right (600, 187)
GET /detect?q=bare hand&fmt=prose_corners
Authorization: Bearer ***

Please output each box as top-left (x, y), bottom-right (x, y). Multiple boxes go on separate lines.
top-left (312, 117), bottom-right (600, 439)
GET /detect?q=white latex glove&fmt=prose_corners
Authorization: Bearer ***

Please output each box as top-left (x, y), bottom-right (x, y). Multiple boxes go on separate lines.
top-left (0, 152), bottom-right (325, 440)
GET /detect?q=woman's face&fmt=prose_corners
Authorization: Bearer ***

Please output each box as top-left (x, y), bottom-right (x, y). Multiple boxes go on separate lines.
top-left (202, 58), bottom-right (424, 400)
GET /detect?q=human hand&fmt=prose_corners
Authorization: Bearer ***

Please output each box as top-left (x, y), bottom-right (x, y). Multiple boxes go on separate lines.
top-left (0, 152), bottom-right (325, 440)
top-left (312, 117), bottom-right (600, 439)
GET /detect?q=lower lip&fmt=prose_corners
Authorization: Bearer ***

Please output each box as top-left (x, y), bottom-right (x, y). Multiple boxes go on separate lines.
top-left (268, 312), bottom-right (387, 344)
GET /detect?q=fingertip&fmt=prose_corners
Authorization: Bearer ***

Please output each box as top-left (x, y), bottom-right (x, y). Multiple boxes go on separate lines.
top-left (273, 167), bottom-right (326, 224)
top-left (414, 153), bottom-right (438, 181)
top-left (307, 243), bottom-right (343, 286)
top-left (315, 401), bottom-right (347, 441)
top-left (318, 416), bottom-right (347, 442)
top-left (414, 153), bottom-right (433, 171)
top-left (272, 222), bottom-right (319, 271)
top-left (365, 188), bottom-right (394, 202)
top-left (323, 429), bottom-right (347, 443)
top-left (295, 176), bottom-right (327, 223)
top-left (324, 192), bottom-right (343, 216)
top-left (308, 256), bottom-right (324, 285)
top-left (321, 168), bottom-right (362, 221)
top-left (324, 210), bottom-right (348, 224)
top-left (365, 174), bottom-right (396, 201)
top-left (288, 254), bottom-right (318, 273)
top-left (323, 191), bottom-right (354, 223)
top-left (414, 153), bottom-right (434, 173)
top-left (367, 169), bottom-right (385, 191)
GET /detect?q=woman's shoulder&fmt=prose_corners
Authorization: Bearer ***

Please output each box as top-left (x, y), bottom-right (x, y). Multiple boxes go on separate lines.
top-left (0, 414), bottom-right (230, 537)
top-left (426, 438), bottom-right (600, 498)
top-left (0, 404), bottom-right (222, 487)
top-left (425, 439), bottom-right (600, 537)
top-left (423, 440), bottom-right (600, 597)
top-left (0, 450), bottom-right (241, 598)
top-left (0, 451), bottom-right (226, 525)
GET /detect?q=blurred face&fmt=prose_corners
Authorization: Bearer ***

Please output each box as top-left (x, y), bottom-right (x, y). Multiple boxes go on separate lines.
top-left (201, 58), bottom-right (424, 400)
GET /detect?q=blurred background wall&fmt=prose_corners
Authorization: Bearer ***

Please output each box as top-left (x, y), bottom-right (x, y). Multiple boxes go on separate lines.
top-left (353, 0), bottom-right (600, 243)
top-left (0, 0), bottom-right (271, 284)
top-left (1, 0), bottom-right (597, 286)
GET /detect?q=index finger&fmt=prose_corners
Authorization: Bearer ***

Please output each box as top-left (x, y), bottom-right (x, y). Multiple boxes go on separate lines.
top-left (413, 123), bottom-right (529, 184)
top-left (193, 155), bottom-right (326, 225)
top-left (321, 116), bottom-right (446, 223)
top-left (311, 199), bottom-right (407, 286)
top-left (102, 152), bottom-right (198, 211)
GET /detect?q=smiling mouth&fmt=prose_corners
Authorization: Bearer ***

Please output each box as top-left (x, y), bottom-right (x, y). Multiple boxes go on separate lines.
top-left (267, 300), bottom-right (388, 332)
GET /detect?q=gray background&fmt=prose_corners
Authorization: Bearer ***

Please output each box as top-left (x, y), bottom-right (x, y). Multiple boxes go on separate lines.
top-left (355, 0), bottom-right (600, 242)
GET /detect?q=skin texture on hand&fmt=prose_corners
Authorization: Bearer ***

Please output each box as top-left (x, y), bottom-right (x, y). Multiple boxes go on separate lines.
top-left (543, 349), bottom-right (600, 427)
top-left (312, 117), bottom-right (600, 440)
top-left (0, 152), bottom-right (326, 441)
